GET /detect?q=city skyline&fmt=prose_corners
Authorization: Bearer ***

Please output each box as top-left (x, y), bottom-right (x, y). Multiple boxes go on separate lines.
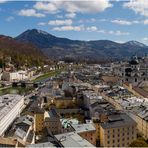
top-left (0, 0), bottom-right (148, 45)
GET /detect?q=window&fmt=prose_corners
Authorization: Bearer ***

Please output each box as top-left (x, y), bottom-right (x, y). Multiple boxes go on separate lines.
top-left (132, 131), bottom-right (134, 134)
top-left (108, 141), bottom-right (110, 144)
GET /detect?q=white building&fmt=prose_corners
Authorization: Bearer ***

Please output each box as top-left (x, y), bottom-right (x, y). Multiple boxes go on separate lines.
top-left (112, 55), bottom-right (148, 86)
top-left (0, 94), bottom-right (24, 136)
top-left (2, 70), bottom-right (28, 82)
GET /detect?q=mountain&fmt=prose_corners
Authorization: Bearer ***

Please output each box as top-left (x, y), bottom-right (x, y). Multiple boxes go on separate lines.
top-left (16, 29), bottom-right (148, 59)
top-left (124, 41), bottom-right (147, 48)
top-left (0, 35), bottom-right (45, 68)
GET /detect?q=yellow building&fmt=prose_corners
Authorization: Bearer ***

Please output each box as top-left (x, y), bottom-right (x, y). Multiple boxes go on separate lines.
top-left (34, 107), bottom-right (44, 135)
top-left (48, 97), bottom-right (77, 109)
top-left (100, 113), bottom-right (137, 147)
top-left (129, 109), bottom-right (148, 140)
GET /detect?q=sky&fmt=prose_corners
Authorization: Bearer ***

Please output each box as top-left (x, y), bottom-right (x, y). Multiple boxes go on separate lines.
top-left (0, 0), bottom-right (148, 44)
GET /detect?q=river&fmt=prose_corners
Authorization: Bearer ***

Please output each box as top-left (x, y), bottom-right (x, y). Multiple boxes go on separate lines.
top-left (0, 86), bottom-right (34, 96)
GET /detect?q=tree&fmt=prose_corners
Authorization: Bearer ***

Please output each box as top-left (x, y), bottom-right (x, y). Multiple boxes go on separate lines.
top-left (129, 138), bottom-right (148, 147)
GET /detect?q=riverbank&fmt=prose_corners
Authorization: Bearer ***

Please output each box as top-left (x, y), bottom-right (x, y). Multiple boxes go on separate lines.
top-left (33, 69), bottom-right (62, 82)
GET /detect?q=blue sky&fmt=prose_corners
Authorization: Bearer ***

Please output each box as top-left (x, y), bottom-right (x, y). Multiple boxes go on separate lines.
top-left (0, 0), bottom-right (148, 44)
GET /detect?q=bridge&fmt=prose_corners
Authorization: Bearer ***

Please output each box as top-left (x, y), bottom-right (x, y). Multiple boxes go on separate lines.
top-left (11, 80), bottom-right (48, 88)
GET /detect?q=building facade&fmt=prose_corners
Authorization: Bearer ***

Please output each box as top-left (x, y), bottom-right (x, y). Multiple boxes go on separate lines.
top-left (100, 113), bottom-right (137, 147)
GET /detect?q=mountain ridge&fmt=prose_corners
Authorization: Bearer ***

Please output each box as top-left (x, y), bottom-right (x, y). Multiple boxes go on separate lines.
top-left (12, 29), bottom-right (148, 59)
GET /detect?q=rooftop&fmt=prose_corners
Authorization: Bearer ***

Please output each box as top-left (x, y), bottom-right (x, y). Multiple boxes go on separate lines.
top-left (44, 108), bottom-right (60, 118)
top-left (101, 113), bottom-right (136, 129)
top-left (55, 132), bottom-right (95, 147)
top-left (71, 123), bottom-right (96, 133)
top-left (0, 94), bottom-right (24, 121)
top-left (26, 141), bottom-right (56, 148)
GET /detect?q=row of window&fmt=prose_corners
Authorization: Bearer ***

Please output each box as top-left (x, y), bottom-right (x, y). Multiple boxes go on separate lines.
top-left (107, 127), bottom-right (135, 133)
top-left (107, 136), bottom-right (135, 144)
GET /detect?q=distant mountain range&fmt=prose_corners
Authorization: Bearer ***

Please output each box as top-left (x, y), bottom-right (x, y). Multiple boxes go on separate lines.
top-left (15, 29), bottom-right (148, 60)
top-left (1, 29), bottom-right (148, 61)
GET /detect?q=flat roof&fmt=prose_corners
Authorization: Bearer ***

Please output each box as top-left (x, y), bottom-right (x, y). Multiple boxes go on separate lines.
top-left (71, 123), bottom-right (96, 133)
top-left (55, 132), bottom-right (95, 147)
top-left (101, 113), bottom-right (136, 129)
top-left (26, 141), bottom-right (56, 147)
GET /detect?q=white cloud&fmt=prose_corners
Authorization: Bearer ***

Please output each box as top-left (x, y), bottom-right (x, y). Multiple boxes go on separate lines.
top-left (53, 25), bottom-right (84, 31)
top-left (34, 0), bottom-right (112, 14)
top-left (48, 19), bottom-right (73, 26)
top-left (34, 2), bottom-right (58, 13)
top-left (52, 25), bottom-right (129, 36)
top-left (111, 19), bottom-right (132, 25)
top-left (18, 9), bottom-right (45, 17)
top-left (143, 19), bottom-right (148, 24)
top-left (111, 19), bottom-right (143, 25)
top-left (65, 12), bottom-right (76, 18)
top-left (0, 0), bottom-right (7, 3)
top-left (143, 37), bottom-right (148, 41)
top-left (6, 16), bottom-right (14, 22)
top-left (86, 26), bottom-right (98, 31)
top-left (124, 0), bottom-right (148, 17)
top-left (142, 37), bottom-right (148, 45)
top-left (56, 15), bottom-right (64, 19)
top-left (97, 29), bottom-right (106, 33)
top-left (97, 29), bottom-right (130, 36)
top-left (78, 18), bottom-right (96, 23)
top-left (108, 30), bottom-right (129, 36)
top-left (37, 22), bottom-right (46, 26)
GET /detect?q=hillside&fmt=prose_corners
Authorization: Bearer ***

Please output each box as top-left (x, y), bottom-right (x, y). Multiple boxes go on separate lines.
top-left (0, 35), bottom-right (45, 68)
top-left (15, 29), bottom-right (148, 60)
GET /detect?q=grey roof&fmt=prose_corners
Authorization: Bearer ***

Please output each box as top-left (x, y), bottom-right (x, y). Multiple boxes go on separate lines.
top-left (28, 101), bottom-right (44, 114)
top-left (26, 141), bottom-right (56, 148)
top-left (15, 115), bottom-right (33, 126)
top-left (15, 128), bottom-right (27, 139)
top-left (55, 132), bottom-right (95, 147)
top-left (101, 113), bottom-right (136, 129)
top-left (49, 108), bottom-right (60, 118)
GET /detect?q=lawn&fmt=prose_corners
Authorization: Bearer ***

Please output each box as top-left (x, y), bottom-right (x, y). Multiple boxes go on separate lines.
top-left (33, 69), bottom-right (62, 82)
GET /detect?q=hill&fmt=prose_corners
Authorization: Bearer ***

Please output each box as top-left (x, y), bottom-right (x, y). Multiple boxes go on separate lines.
top-left (15, 29), bottom-right (148, 60)
top-left (0, 35), bottom-right (45, 68)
